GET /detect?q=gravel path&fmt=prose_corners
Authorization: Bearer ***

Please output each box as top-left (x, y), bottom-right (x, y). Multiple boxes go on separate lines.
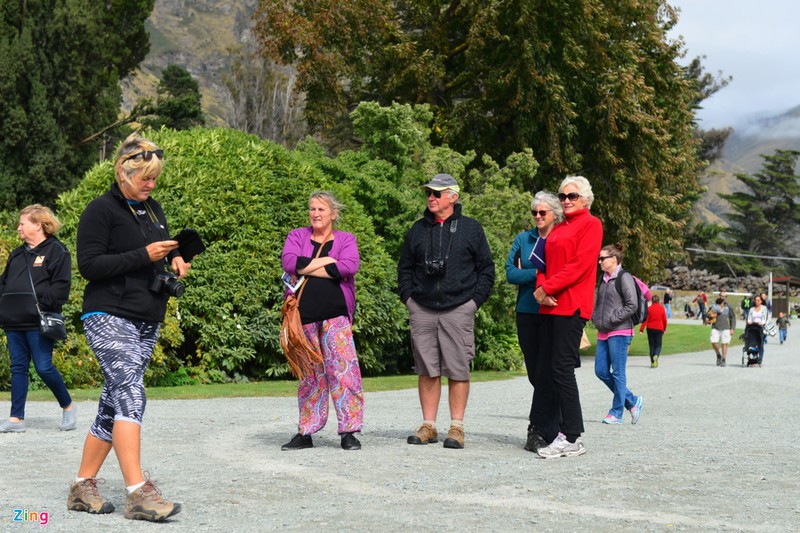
top-left (2, 323), bottom-right (799, 532)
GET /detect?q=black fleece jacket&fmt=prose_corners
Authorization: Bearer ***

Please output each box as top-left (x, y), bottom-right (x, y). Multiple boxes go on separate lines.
top-left (77, 182), bottom-right (178, 323)
top-left (0, 236), bottom-right (71, 330)
top-left (397, 203), bottom-right (495, 311)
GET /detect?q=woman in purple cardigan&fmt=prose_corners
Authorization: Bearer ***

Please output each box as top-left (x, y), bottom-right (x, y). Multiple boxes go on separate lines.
top-left (280, 191), bottom-right (364, 451)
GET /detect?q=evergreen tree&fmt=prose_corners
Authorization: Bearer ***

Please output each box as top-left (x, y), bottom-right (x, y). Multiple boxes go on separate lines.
top-left (0, 0), bottom-right (153, 209)
top-left (141, 65), bottom-right (205, 130)
top-left (719, 149), bottom-right (800, 275)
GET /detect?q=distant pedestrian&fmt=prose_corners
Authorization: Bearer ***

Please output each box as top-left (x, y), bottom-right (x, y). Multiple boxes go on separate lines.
top-left (740, 295), bottom-right (752, 321)
top-left (747, 295), bottom-right (769, 366)
top-left (776, 311), bottom-right (791, 344)
top-left (662, 288), bottom-right (673, 318)
top-left (709, 297), bottom-right (736, 367)
top-left (639, 294), bottom-right (667, 368)
top-left (693, 291), bottom-right (708, 322)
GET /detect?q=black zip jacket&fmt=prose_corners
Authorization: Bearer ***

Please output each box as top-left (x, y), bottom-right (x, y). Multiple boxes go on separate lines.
top-left (77, 182), bottom-right (178, 323)
top-left (0, 236), bottom-right (71, 330)
top-left (397, 203), bottom-right (495, 311)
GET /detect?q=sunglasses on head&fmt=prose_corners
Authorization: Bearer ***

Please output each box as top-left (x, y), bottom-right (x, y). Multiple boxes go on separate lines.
top-left (558, 192), bottom-right (581, 202)
top-left (425, 189), bottom-right (443, 198)
top-left (122, 149), bottom-right (164, 164)
top-left (598, 255), bottom-right (612, 262)
top-left (532, 209), bottom-right (550, 218)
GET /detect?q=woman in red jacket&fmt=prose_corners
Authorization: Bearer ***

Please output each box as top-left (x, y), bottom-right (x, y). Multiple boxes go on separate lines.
top-left (639, 294), bottom-right (668, 368)
top-left (533, 176), bottom-right (603, 459)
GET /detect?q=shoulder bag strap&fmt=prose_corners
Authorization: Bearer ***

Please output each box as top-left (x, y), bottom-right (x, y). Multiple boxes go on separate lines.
top-left (295, 230), bottom-right (332, 303)
top-left (23, 251), bottom-right (44, 314)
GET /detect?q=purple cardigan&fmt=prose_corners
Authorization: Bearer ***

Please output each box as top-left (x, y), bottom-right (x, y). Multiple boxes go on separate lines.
top-left (281, 226), bottom-right (360, 323)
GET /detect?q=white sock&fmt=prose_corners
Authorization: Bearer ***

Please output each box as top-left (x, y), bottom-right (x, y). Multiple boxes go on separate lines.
top-left (126, 481), bottom-right (146, 494)
top-left (75, 477), bottom-right (87, 483)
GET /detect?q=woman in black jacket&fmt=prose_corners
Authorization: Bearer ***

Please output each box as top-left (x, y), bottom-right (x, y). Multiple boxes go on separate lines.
top-left (67, 134), bottom-right (188, 521)
top-left (0, 205), bottom-right (75, 433)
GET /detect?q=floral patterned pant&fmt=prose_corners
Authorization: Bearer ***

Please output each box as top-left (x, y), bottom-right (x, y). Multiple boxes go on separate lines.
top-left (296, 315), bottom-right (364, 435)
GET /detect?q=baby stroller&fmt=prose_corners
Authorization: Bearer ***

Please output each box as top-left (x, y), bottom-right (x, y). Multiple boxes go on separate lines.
top-left (741, 323), bottom-right (763, 367)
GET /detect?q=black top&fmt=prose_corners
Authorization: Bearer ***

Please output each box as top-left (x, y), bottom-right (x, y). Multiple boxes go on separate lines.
top-left (77, 182), bottom-right (178, 323)
top-left (0, 236), bottom-right (72, 330)
top-left (297, 239), bottom-right (347, 324)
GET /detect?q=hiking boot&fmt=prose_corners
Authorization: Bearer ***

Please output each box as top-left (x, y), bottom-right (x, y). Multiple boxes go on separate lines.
top-left (67, 478), bottom-right (115, 514)
top-left (124, 479), bottom-right (181, 521)
top-left (443, 425), bottom-right (465, 449)
top-left (630, 396), bottom-right (644, 425)
top-left (340, 432), bottom-right (361, 450)
top-left (524, 425), bottom-right (547, 452)
top-left (537, 433), bottom-right (586, 459)
top-left (720, 359), bottom-right (726, 367)
top-left (407, 423), bottom-right (437, 445)
top-left (281, 433), bottom-right (313, 451)
top-left (715, 353), bottom-right (721, 366)
top-left (60, 405), bottom-right (77, 431)
top-left (0, 419), bottom-right (26, 433)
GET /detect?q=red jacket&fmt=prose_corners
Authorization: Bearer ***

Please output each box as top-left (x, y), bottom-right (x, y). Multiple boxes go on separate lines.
top-left (537, 208), bottom-right (603, 320)
top-left (640, 302), bottom-right (668, 333)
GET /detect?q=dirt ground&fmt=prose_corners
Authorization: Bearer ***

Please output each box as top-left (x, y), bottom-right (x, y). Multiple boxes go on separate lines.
top-left (2, 322), bottom-right (799, 532)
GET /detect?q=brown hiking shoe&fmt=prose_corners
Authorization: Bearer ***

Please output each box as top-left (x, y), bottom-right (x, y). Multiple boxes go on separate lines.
top-left (67, 478), bottom-right (115, 514)
top-left (443, 425), bottom-right (465, 449)
top-left (124, 478), bottom-right (181, 521)
top-left (407, 423), bottom-right (438, 444)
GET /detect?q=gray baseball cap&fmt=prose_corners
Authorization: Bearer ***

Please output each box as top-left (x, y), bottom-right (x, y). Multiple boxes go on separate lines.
top-left (422, 173), bottom-right (460, 193)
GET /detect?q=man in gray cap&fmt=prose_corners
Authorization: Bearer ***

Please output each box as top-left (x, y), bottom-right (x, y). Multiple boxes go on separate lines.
top-left (397, 173), bottom-right (495, 449)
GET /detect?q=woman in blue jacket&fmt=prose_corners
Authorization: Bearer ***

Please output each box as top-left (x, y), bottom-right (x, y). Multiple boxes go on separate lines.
top-left (506, 191), bottom-right (562, 452)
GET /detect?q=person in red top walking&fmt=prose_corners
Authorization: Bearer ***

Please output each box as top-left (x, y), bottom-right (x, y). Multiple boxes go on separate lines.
top-left (533, 176), bottom-right (603, 459)
top-left (639, 294), bottom-right (668, 368)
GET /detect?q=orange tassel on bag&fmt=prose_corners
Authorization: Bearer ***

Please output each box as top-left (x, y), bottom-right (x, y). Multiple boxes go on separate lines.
top-left (280, 294), bottom-right (322, 379)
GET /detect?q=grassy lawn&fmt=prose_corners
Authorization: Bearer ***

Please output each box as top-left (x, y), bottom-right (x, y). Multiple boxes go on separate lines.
top-left (2, 324), bottom-right (729, 402)
top-left (581, 322), bottom-right (741, 357)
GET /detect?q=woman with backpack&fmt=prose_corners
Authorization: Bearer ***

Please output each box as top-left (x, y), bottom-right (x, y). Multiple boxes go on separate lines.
top-left (592, 243), bottom-right (644, 425)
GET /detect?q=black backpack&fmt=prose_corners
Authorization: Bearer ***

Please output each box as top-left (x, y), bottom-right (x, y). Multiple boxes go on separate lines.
top-left (614, 269), bottom-right (648, 325)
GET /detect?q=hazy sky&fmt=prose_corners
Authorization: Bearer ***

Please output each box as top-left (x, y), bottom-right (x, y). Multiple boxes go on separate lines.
top-left (668, 0), bottom-right (800, 129)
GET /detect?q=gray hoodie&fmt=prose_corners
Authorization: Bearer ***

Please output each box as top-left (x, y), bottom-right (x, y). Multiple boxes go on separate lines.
top-left (592, 267), bottom-right (638, 333)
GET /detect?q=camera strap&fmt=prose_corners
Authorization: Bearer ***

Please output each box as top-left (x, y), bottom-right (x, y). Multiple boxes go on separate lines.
top-left (425, 217), bottom-right (458, 263)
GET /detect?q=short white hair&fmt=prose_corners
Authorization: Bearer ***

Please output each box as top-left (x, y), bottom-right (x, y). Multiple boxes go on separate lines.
top-left (559, 175), bottom-right (594, 209)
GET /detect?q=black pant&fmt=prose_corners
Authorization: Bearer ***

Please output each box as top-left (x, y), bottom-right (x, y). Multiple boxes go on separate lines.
top-left (646, 329), bottom-right (663, 362)
top-left (538, 312), bottom-right (586, 440)
top-left (516, 313), bottom-right (561, 443)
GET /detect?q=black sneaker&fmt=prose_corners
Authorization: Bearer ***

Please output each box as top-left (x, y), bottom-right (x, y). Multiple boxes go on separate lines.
top-left (281, 433), bottom-right (313, 451)
top-left (524, 425), bottom-right (547, 453)
top-left (340, 432), bottom-right (361, 450)
top-left (715, 353), bottom-right (722, 366)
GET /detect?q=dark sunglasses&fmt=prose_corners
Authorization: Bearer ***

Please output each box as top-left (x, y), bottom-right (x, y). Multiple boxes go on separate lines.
top-left (122, 149), bottom-right (164, 164)
top-left (425, 189), bottom-right (443, 198)
top-left (532, 210), bottom-right (550, 218)
top-left (558, 192), bottom-right (581, 202)
top-left (598, 255), bottom-right (611, 262)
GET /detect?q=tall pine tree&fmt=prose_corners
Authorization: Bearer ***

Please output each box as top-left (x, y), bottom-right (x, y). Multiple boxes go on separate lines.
top-left (0, 0), bottom-right (153, 209)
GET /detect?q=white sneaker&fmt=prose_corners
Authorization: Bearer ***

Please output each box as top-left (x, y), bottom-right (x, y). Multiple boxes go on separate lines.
top-left (537, 433), bottom-right (586, 459)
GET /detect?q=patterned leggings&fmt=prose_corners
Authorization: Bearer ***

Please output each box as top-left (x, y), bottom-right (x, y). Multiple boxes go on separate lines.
top-left (297, 316), bottom-right (364, 435)
top-left (84, 314), bottom-right (160, 442)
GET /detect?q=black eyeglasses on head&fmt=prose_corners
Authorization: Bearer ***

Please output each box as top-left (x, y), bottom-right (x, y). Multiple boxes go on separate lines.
top-left (558, 192), bottom-right (581, 202)
top-left (122, 149), bottom-right (164, 164)
top-left (425, 189), bottom-right (443, 198)
top-left (532, 209), bottom-right (550, 218)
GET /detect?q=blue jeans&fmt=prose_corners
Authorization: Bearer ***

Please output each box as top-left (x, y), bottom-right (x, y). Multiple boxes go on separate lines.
top-left (595, 335), bottom-right (637, 418)
top-left (6, 330), bottom-right (72, 419)
top-left (779, 328), bottom-right (787, 343)
top-left (665, 303), bottom-right (672, 318)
